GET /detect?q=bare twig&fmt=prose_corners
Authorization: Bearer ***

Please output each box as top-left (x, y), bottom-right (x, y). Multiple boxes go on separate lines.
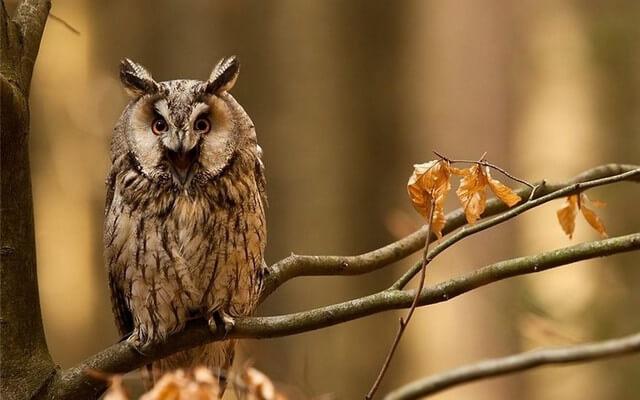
top-left (45, 233), bottom-right (640, 399)
top-left (48, 13), bottom-right (79, 35)
top-left (391, 167), bottom-right (640, 290)
top-left (433, 150), bottom-right (535, 188)
top-left (383, 331), bottom-right (640, 400)
top-left (261, 225), bottom-right (431, 299)
top-left (262, 164), bottom-right (640, 298)
top-left (366, 200), bottom-right (436, 400)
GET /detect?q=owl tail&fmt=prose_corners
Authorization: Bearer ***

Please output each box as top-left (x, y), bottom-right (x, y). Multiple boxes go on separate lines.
top-left (141, 339), bottom-right (236, 396)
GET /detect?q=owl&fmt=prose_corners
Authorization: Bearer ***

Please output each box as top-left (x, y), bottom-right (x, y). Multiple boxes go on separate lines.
top-left (103, 56), bottom-right (267, 392)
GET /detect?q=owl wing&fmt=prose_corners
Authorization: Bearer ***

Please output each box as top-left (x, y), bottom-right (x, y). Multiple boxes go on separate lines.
top-left (104, 169), bottom-right (116, 216)
top-left (109, 276), bottom-right (134, 338)
top-left (254, 144), bottom-right (268, 208)
top-left (105, 166), bottom-right (134, 338)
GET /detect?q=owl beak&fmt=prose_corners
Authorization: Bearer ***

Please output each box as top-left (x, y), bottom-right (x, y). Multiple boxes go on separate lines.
top-left (166, 147), bottom-right (198, 184)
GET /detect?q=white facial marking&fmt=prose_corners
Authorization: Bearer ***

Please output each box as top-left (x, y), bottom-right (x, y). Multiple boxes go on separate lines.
top-left (154, 99), bottom-right (171, 124)
top-left (189, 103), bottom-right (210, 126)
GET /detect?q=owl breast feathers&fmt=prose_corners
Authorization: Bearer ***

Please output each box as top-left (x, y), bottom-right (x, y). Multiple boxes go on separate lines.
top-left (103, 56), bottom-right (267, 386)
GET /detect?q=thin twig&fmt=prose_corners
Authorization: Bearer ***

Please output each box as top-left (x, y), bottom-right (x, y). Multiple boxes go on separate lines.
top-left (527, 181), bottom-right (543, 201)
top-left (383, 331), bottom-right (640, 400)
top-left (433, 150), bottom-right (535, 188)
top-left (48, 13), bottom-right (80, 35)
top-left (366, 200), bottom-right (436, 400)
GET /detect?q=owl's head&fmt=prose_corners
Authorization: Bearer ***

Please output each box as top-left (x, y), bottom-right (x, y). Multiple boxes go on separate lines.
top-left (116, 56), bottom-right (256, 187)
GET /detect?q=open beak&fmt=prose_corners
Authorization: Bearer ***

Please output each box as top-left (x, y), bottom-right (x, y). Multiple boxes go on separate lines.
top-left (166, 147), bottom-right (198, 184)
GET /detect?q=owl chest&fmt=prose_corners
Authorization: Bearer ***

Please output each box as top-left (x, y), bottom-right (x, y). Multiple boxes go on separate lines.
top-left (168, 197), bottom-right (265, 283)
top-left (106, 187), bottom-right (266, 314)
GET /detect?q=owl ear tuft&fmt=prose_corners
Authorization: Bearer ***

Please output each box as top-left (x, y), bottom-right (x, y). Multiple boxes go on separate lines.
top-left (120, 58), bottom-right (159, 98)
top-left (205, 56), bottom-right (240, 95)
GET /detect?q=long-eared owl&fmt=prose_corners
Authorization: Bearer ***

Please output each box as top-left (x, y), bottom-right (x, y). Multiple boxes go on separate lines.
top-left (103, 56), bottom-right (267, 390)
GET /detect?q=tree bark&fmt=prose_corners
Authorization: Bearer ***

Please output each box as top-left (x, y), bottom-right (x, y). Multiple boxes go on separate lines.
top-left (0, 1), bottom-right (55, 398)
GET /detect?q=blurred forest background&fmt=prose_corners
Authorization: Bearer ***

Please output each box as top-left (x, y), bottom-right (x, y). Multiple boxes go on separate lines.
top-left (14, 0), bottom-right (640, 398)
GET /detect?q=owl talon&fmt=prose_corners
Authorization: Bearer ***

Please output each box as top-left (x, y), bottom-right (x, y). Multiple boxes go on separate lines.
top-left (207, 316), bottom-right (219, 335)
top-left (126, 331), bottom-right (149, 356)
top-left (208, 311), bottom-right (236, 337)
top-left (222, 313), bottom-right (236, 332)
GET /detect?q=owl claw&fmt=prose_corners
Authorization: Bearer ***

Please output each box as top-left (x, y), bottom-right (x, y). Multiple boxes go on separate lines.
top-left (208, 311), bottom-right (235, 337)
top-left (126, 331), bottom-right (149, 356)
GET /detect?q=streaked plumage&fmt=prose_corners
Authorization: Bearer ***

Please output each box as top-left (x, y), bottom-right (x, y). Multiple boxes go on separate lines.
top-left (104, 57), bottom-right (266, 391)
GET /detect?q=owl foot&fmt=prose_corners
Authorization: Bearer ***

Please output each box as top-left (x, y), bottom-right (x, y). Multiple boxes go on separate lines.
top-left (125, 330), bottom-right (162, 356)
top-left (126, 331), bottom-right (150, 356)
top-left (208, 310), bottom-right (236, 338)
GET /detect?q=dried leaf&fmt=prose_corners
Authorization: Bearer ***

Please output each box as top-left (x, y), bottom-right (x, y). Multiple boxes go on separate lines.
top-left (580, 203), bottom-right (608, 237)
top-left (486, 167), bottom-right (522, 207)
top-left (407, 160), bottom-right (451, 238)
top-left (556, 194), bottom-right (608, 238)
top-left (140, 368), bottom-right (222, 400)
top-left (430, 203), bottom-right (447, 240)
top-left (140, 371), bottom-right (183, 400)
top-left (455, 164), bottom-right (488, 224)
top-left (241, 367), bottom-right (282, 400)
top-left (556, 195), bottom-right (578, 238)
top-left (103, 376), bottom-right (129, 400)
top-left (582, 193), bottom-right (606, 208)
top-left (407, 182), bottom-right (435, 219)
top-left (448, 165), bottom-right (467, 176)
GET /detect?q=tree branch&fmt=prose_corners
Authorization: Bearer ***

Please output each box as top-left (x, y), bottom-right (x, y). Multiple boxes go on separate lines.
top-left (263, 164), bottom-right (640, 298)
top-left (1, 0), bottom-right (50, 93)
top-left (14, 0), bottom-right (50, 80)
top-left (383, 331), bottom-right (640, 400)
top-left (391, 166), bottom-right (640, 289)
top-left (47, 233), bottom-right (640, 399)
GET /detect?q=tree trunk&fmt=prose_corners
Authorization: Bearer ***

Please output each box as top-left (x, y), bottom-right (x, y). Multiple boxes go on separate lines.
top-left (1, 1), bottom-right (55, 398)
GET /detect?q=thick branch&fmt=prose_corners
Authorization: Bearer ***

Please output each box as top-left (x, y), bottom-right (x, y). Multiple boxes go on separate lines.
top-left (1, 0), bottom-right (50, 93)
top-left (263, 164), bottom-right (640, 298)
top-left (14, 0), bottom-right (50, 84)
top-left (48, 233), bottom-right (640, 399)
top-left (384, 331), bottom-right (640, 400)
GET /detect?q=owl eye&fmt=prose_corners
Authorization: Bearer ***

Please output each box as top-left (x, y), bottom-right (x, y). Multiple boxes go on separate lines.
top-left (151, 117), bottom-right (169, 135)
top-left (193, 116), bottom-right (211, 134)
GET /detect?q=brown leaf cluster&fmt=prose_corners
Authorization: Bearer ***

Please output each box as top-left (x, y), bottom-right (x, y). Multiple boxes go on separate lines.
top-left (102, 366), bottom-right (286, 400)
top-left (408, 159), bottom-right (522, 237)
top-left (556, 194), bottom-right (607, 238)
top-left (455, 164), bottom-right (521, 224)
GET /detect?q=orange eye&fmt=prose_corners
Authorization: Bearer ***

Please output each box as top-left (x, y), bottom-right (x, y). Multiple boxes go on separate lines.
top-left (152, 117), bottom-right (168, 135)
top-left (194, 117), bottom-right (211, 134)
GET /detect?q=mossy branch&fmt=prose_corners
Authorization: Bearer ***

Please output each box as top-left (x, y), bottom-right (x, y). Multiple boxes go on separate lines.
top-left (49, 232), bottom-right (640, 399)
